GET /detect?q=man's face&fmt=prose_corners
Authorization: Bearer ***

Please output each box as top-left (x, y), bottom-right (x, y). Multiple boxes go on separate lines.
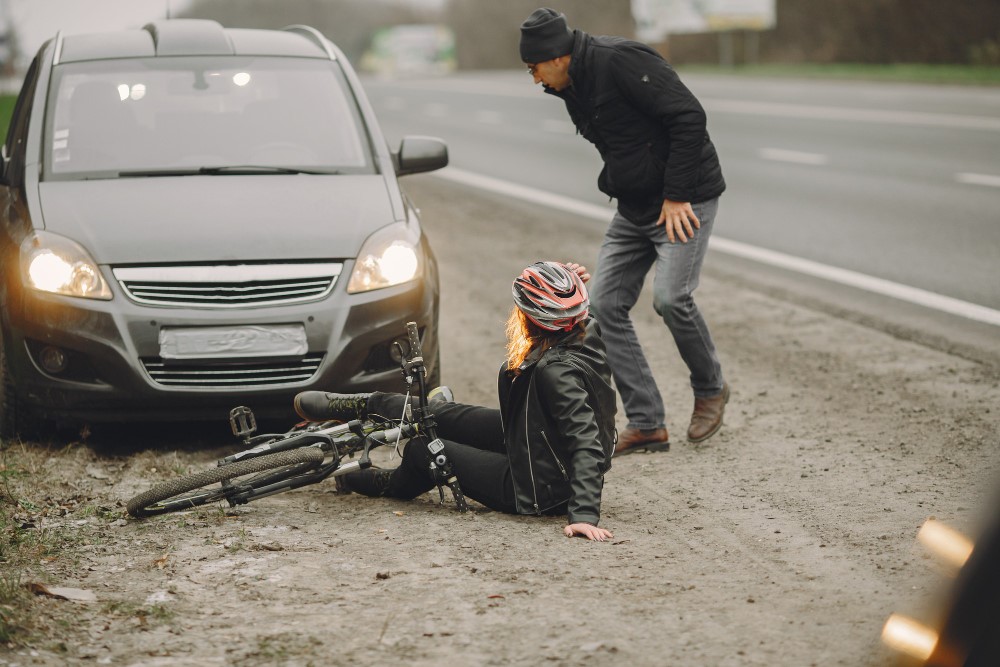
top-left (526, 55), bottom-right (571, 91)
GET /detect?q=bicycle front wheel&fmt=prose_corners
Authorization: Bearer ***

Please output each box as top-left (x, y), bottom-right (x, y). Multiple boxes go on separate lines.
top-left (126, 448), bottom-right (325, 518)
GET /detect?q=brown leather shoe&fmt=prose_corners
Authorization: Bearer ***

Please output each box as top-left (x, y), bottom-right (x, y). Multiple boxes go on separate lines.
top-left (687, 383), bottom-right (730, 443)
top-left (614, 427), bottom-right (670, 457)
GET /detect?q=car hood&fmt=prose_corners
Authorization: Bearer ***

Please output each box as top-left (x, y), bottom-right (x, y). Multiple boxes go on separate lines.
top-left (36, 175), bottom-right (397, 264)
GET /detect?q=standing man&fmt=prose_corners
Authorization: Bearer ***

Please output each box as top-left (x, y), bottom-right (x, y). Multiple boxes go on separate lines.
top-left (519, 8), bottom-right (729, 454)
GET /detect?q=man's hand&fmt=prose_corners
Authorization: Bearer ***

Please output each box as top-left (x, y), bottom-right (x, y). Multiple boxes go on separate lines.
top-left (564, 262), bottom-right (591, 284)
top-left (564, 522), bottom-right (614, 541)
top-left (656, 198), bottom-right (700, 243)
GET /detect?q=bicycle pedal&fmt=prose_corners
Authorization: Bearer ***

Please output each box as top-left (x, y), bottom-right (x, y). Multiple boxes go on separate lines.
top-left (229, 406), bottom-right (257, 439)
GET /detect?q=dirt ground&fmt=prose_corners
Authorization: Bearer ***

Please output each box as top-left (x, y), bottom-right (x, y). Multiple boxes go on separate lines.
top-left (2, 176), bottom-right (998, 667)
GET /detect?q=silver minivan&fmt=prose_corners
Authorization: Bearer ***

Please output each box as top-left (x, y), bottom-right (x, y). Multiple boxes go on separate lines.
top-left (0, 20), bottom-right (447, 438)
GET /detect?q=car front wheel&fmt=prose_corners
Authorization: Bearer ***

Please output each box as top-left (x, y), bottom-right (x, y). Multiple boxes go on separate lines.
top-left (0, 328), bottom-right (38, 441)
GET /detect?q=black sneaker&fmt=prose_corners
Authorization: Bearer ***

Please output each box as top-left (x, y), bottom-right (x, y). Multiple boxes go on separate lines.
top-left (293, 391), bottom-right (371, 422)
top-left (338, 467), bottom-right (394, 498)
top-left (427, 385), bottom-right (454, 407)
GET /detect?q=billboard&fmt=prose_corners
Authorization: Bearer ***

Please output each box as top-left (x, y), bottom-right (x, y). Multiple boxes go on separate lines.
top-left (632, 0), bottom-right (776, 42)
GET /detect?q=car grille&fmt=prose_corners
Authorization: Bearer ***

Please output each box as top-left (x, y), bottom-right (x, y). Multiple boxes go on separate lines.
top-left (142, 354), bottom-right (325, 387)
top-left (113, 263), bottom-right (342, 308)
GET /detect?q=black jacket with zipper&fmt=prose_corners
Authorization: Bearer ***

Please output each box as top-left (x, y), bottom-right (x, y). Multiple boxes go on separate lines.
top-left (496, 319), bottom-right (617, 525)
top-left (547, 30), bottom-right (726, 224)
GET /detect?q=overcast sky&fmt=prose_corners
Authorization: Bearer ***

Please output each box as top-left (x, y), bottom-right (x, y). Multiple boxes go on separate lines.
top-left (6, 0), bottom-right (194, 62)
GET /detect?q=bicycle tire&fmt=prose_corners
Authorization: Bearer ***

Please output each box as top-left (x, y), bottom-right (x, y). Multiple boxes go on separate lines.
top-left (126, 447), bottom-right (325, 518)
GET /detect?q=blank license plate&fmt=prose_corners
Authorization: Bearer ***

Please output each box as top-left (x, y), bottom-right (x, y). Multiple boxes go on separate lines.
top-left (158, 324), bottom-right (308, 360)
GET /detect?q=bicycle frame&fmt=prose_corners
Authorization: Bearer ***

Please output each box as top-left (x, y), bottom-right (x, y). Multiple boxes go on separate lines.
top-left (126, 321), bottom-right (468, 518)
top-left (218, 422), bottom-right (420, 507)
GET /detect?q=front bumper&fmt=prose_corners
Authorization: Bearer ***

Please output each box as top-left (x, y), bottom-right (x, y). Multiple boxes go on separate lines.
top-left (2, 271), bottom-right (438, 425)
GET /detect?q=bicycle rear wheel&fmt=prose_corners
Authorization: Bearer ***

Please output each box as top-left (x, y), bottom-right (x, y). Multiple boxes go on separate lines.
top-left (126, 448), bottom-right (325, 518)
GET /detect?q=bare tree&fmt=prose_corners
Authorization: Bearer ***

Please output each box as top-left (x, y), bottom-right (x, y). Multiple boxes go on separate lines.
top-left (665, 0), bottom-right (1000, 65)
top-left (179, 0), bottom-right (999, 69)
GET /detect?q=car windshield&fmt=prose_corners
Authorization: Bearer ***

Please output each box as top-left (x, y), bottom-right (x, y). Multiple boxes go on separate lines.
top-left (44, 56), bottom-right (373, 179)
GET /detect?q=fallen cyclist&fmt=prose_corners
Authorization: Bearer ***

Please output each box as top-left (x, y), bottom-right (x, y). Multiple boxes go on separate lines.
top-left (294, 261), bottom-right (618, 541)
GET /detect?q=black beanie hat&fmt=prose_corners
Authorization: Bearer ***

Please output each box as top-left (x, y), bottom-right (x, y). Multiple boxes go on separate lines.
top-left (519, 8), bottom-right (574, 63)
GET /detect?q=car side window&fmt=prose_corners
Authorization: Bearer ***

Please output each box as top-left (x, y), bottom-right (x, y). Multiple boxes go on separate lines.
top-left (4, 52), bottom-right (41, 188)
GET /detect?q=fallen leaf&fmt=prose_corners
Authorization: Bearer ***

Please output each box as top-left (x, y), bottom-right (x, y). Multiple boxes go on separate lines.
top-left (153, 554), bottom-right (170, 569)
top-left (393, 511), bottom-right (405, 516)
top-left (487, 594), bottom-right (505, 599)
top-left (26, 582), bottom-right (97, 603)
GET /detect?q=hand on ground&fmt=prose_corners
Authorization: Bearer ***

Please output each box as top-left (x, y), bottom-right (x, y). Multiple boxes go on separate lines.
top-left (564, 522), bottom-right (613, 541)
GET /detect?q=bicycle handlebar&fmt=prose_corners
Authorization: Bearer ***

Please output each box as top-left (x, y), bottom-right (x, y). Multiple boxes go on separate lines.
top-left (369, 422), bottom-right (420, 446)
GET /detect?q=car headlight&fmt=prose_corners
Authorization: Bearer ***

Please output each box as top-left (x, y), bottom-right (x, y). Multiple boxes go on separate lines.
top-left (347, 221), bottom-right (422, 294)
top-left (20, 231), bottom-right (112, 300)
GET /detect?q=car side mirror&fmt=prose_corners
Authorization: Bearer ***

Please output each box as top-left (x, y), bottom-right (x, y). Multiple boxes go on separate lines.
top-left (394, 136), bottom-right (448, 177)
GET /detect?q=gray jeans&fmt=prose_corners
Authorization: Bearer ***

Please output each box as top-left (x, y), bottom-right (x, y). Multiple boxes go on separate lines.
top-left (589, 198), bottom-right (724, 430)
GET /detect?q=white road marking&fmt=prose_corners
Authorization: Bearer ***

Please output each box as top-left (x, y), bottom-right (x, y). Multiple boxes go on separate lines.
top-left (706, 239), bottom-right (1000, 328)
top-left (759, 148), bottom-right (829, 166)
top-left (704, 99), bottom-right (1000, 131)
top-left (366, 78), bottom-right (1000, 131)
top-left (434, 167), bottom-right (1000, 327)
top-left (956, 172), bottom-right (1000, 188)
top-left (437, 167), bottom-right (615, 220)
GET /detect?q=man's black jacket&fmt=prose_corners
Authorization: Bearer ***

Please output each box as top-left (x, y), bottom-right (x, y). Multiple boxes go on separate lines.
top-left (548, 31), bottom-right (726, 223)
top-left (497, 319), bottom-right (617, 525)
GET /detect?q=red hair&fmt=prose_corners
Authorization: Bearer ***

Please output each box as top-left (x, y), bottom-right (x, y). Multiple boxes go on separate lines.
top-left (505, 306), bottom-right (584, 373)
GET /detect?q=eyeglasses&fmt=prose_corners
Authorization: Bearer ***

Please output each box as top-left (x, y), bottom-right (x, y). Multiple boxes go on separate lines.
top-left (526, 64), bottom-right (538, 76)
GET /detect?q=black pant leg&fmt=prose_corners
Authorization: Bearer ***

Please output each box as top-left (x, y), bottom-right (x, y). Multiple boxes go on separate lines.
top-left (430, 402), bottom-right (505, 454)
top-left (367, 392), bottom-right (505, 455)
top-left (385, 435), bottom-right (516, 514)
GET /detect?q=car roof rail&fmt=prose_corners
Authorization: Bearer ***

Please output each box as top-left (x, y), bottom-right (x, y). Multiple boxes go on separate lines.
top-left (283, 25), bottom-right (336, 61)
top-left (143, 20), bottom-right (232, 56)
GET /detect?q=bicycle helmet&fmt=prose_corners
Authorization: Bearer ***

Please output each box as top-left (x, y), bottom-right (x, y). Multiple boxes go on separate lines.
top-left (512, 261), bottom-right (589, 332)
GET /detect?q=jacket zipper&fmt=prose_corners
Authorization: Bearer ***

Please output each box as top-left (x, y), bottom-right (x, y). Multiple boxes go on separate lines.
top-left (503, 373), bottom-right (536, 515)
top-left (540, 430), bottom-right (569, 481)
top-left (524, 401), bottom-right (541, 514)
top-left (522, 376), bottom-right (542, 514)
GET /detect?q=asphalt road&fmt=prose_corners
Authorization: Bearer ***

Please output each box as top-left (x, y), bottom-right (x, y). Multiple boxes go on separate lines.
top-left (362, 71), bottom-right (1000, 318)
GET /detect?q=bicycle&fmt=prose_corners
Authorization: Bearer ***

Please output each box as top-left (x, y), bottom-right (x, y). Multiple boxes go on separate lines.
top-left (126, 322), bottom-right (469, 518)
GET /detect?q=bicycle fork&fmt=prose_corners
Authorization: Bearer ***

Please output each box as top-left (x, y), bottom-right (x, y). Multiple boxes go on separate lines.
top-left (426, 437), bottom-right (468, 512)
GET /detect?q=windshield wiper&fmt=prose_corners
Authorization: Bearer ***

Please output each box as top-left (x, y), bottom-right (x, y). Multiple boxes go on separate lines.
top-left (117, 168), bottom-right (201, 178)
top-left (198, 166), bottom-right (341, 175)
top-left (117, 166), bottom-right (341, 178)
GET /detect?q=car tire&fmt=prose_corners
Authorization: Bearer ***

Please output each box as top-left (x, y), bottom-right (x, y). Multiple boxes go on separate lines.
top-left (0, 329), bottom-right (19, 440)
top-left (0, 328), bottom-right (39, 442)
